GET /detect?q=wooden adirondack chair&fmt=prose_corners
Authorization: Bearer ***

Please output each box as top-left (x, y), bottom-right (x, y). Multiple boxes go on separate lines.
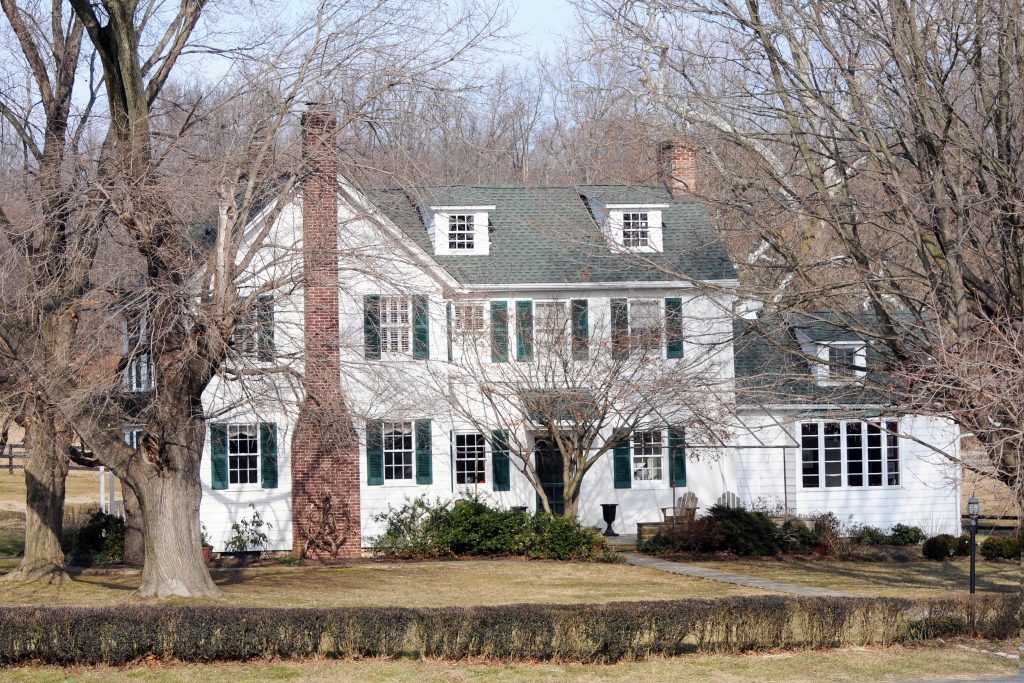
top-left (717, 491), bottom-right (743, 509)
top-left (661, 491), bottom-right (699, 525)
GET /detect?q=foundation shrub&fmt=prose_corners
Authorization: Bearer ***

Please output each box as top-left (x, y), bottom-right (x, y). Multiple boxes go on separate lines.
top-left (370, 495), bottom-right (612, 561)
top-left (0, 595), bottom-right (1015, 666)
top-left (848, 525), bottom-right (890, 546)
top-left (777, 519), bottom-right (818, 554)
top-left (922, 534), bottom-right (956, 561)
top-left (889, 524), bottom-right (926, 546)
top-left (980, 534), bottom-right (1021, 561)
top-left (708, 505), bottom-right (780, 556)
top-left (652, 516), bottom-right (728, 553)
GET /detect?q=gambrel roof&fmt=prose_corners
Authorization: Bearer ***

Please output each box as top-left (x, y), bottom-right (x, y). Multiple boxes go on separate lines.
top-left (361, 185), bottom-right (736, 286)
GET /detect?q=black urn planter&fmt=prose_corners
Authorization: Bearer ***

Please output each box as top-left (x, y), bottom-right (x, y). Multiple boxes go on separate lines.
top-left (601, 503), bottom-right (619, 537)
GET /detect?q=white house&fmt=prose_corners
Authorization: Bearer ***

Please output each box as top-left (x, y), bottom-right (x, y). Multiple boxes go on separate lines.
top-left (193, 112), bottom-right (961, 556)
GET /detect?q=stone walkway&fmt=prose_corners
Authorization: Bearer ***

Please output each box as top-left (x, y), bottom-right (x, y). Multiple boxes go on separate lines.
top-left (623, 552), bottom-right (858, 597)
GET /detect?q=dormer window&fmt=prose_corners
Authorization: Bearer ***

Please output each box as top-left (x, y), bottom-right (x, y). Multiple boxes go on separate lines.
top-left (448, 214), bottom-right (475, 250)
top-left (421, 205), bottom-right (495, 256)
top-left (583, 196), bottom-right (668, 253)
top-left (622, 212), bottom-right (650, 248)
top-left (816, 342), bottom-right (866, 383)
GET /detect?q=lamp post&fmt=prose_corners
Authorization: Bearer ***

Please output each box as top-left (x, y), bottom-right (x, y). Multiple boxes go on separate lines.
top-left (967, 495), bottom-right (980, 595)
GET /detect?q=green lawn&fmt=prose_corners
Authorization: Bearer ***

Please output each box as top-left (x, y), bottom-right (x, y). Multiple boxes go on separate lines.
top-left (692, 557), bottom-right (1020, 597)
top-left (0, 559), bottom-right (767, 607)
top-left (0, 644), bottom-right (1015, 682)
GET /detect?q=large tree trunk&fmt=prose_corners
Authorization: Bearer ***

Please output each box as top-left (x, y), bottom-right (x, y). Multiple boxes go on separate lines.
top-left (4, 407), bottom-right (70, 583)
top-left (121, 484), bottom-right (144, 565)
top-left (127, 406), bottom-right (220, 598)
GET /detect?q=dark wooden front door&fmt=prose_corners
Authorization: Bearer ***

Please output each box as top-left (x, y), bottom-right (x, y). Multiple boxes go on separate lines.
top-left (534, 438), bottom-right (564, 515)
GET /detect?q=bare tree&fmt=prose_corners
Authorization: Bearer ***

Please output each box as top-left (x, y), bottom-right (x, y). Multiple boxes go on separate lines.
top-left (400, 295), bottom-right (730, 518)
top-left (580, 0), bottom-right (1024, 510)
top-left (0, 0), bottom-right (506, 596)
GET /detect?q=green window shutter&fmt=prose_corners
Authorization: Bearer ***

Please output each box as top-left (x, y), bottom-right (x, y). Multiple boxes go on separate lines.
top-left (570, 299), bottom-right (589, 360)
top-left (612, 429), bottom-right (632, 489)
top-left (665, 298), bottom-right (684, 359)
top-left (260, 422), bottom-right (279, 489)
top-left (515, 300), bottom-right (533, 361)
top-left (366, 419), bottom-right (383, 486)
top-left (210, 423), bottom-right (228, 490)
top-left (363, 295), bottom-right (381, 360)
top-left (611, 299), bottom-right (629, 360)
top-left (490, 301), bottom-right (509, 362)
top-left (257, 296), bottom-right (275, 362)
top-left (446, 301), bottom-right (453, 362)
top-left (415, 419), bottom-right (433, 485)
top-left (492, 429), bottom-right (511, 492)
top-left (669, 427), bottom-right (686, 487)
top-left (413, 295), bottom-right (430, 360)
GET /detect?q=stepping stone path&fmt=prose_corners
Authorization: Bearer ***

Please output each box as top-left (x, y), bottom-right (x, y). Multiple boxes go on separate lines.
top-left (624, 552), bottom-right (858, 597)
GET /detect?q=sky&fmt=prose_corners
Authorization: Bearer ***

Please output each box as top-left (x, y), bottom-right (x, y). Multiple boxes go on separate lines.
top-left (509, 0), bottom-right (576, 59)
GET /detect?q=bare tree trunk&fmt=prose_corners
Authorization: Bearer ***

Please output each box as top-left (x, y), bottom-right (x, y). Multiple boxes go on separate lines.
top-left (4, 405), bottom-right (70, 583)
top-left (126, 405), bottom-right (219, 598)
top-left (121, 484), bottom-right (144, 565)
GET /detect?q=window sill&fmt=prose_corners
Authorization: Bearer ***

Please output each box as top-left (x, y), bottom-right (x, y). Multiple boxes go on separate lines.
top-left (630, 480), bottom-right (668, 490)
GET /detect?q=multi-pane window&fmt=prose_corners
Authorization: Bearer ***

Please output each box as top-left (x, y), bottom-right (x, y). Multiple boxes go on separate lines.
top-left (380, 296), bottom-right (411, 354)
top-left (232, 296), bottom-right (274, 360)
top-left (801, 420), bottom-right (899, 488)
top-left (383, 421), bottom-right (414, 481)
top-left (454, 432), bottom-right (487, 484)
top-left (632, 429), bottom-right (664, 483)
top-left (448, 214), bottom-right (475, 250)
top-left (622, 212), bottom-right (649, 247)
top-left (630, 301), bottom-right (662, 351)
top-left (827, 344), bottom-right (863, 377)
top-left (454, 303), bottom-right (485, 336)
top-left (123, 314), bottom-right (153, 392)
top-left (228, 425), bottom-right (259, 485)
top-left (535, 302), bottom-right (568, 350)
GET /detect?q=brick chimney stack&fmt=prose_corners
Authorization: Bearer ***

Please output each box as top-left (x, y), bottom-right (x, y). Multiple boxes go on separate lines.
top-left (657, 139), bottom-right (697, 199)
top-left (292, 108), bottom-right (361, 559)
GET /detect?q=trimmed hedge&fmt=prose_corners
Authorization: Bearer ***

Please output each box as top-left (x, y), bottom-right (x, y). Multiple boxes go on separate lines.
top-left (0, 595), bottom-right (1017, 666)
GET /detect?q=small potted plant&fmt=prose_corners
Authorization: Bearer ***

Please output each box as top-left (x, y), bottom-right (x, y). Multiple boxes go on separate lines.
top-left (201, 523), bottom-right (214, 565)
top-left (224, 504), bottom-right (273, 564)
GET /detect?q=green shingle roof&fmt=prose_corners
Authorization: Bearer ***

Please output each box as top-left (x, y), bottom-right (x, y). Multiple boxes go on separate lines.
top-left (733, 315), bottom-right (898, 408)
top-left (362, 185), bottom-right (736, 285)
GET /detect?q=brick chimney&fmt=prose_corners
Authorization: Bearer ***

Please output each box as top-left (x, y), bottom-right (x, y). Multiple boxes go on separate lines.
top-left (291, 108), bottom-right (361, 559)
top-left (657, 139), bottom-right (697, 199)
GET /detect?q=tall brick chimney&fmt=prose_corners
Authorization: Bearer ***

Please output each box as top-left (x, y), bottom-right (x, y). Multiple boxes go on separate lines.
top-left (657, 139), bottom-right (697, 199)
top-left (291, 108), bottom-right (361, 559)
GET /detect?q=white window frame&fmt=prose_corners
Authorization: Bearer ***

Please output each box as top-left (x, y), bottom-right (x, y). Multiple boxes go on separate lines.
top-left (799, 419), bottom-right (901, 490)
top-left (605, 205), bottom-right (665, 253)
top-left (534, 300), bottom-right (569, 354)
top-left (452, 431), bottom-right (488, 488)
top-left (621, 212), bottom-right (650, 248)
top-left (227, 424), bottom-right (261, 487)
top-left (453, 302), bottom-right (486, 336)
top-left (631, 429), bottom-right (667, 488)
top-left (231, 295), bottom-right (274, 361)
top-left (122, 314), bottom-right (154, 392)
top-left (629, 299), bottom-right (664, 355)
top-left (815, 342), bottom-right (866, 385)
top-left (382, 421), bottom-right (415, 484)
top-left (379, 296), bottom-right (411, 357)
top-left (427, 205), bottom-right (494, 255)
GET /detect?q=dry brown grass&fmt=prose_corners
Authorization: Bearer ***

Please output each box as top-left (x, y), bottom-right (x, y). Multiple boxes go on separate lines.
top-left (0, 559), bottom-right (767, 608)
top-left (0, 643), bottom-right (1015, 682)
top-left (692, 557), bottom-right (1020, 597)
